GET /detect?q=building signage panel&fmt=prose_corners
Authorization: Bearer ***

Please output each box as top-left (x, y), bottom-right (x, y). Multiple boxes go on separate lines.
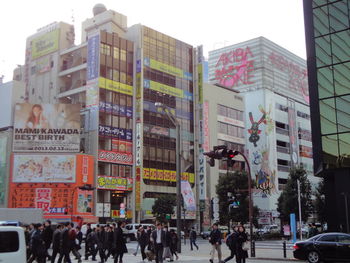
top-left (13, 103), bottom-right (81, 152)
top-left (98, 125), bottom-right (132, 141)
top-left (97, 175), bottom-right (132, 191)
top-left (98, 150), bottom-right (133, 165)
top-left (217, 133), bottom-right (245, 145)
top-left (31, 29), bottom-right (60, 59)
top-left (99, 77), bottom-right (133, 96)
top-left (13, 154), bottom-right (76, 183)
top-left (181, 180), bottom-right (196, 211)
top-left (203, 101), bottom-right (210, 152)
top-left (144, 79), bottom-right (184, 99)
top-left (135, 167), bottom-right (141, 211)
top-left (87, 33), bottom-right (100, 81)
top-left (9, 154), bottom-right (94, 217)
top-left (135, 123), bottom-right (141, 166)
top-left (287, 101), bottom-right (299, 166)
top-left (198, 148), bottom-right (206, 200)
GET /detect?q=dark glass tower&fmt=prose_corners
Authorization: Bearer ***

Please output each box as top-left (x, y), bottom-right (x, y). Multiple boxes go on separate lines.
top-left (304, 0), bottom-right (350, 232)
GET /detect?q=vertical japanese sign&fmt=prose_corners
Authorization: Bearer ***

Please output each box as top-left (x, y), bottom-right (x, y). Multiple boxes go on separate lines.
top-left (181, 180), bottom-right (196, 211)
top-left (288, 100), bottom-right (299, 167)
top-left (198, 148), bottom-right (206, 200)
top-left (203, 101), bottom-right (210, 152)
top-left (135, 167), bottom-right (141, 211)
top-left (0, 137), bottom-right (6, 205)
top-left (86, 32), bottom-right (100, 108)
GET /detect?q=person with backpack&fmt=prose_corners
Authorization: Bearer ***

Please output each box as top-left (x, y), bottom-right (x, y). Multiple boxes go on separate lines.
top-left (189, 227), bottom-right (199, 250)
top-left (223, 225), bottom-right (239, 263)
top-left (208, 223), bottom-right (222, 263)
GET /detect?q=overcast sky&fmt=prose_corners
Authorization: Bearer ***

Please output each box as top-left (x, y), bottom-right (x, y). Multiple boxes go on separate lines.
top-left (0, 0), bottom-right (306, 82)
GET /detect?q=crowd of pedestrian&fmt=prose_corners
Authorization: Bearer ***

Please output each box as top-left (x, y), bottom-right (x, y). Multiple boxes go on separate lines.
top-left (22, 220), bottom-right (183, 263)
top-left (209, 223), bottom-right (249, 263)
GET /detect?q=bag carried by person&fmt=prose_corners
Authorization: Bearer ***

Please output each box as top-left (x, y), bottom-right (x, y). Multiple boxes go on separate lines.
top-left (242, 241), bottom-right (250, 251)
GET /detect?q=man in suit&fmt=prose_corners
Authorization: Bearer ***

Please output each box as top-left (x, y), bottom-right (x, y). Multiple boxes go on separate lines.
top-left (151, 223), bottom-right (166, 263)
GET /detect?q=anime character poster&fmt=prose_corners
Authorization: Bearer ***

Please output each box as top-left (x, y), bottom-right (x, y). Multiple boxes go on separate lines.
top-left (245, 90), bottom-right (278, 207)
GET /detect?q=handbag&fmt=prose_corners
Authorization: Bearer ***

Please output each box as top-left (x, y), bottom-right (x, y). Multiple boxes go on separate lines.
top-left (242, 241), bottom-right (250, 251)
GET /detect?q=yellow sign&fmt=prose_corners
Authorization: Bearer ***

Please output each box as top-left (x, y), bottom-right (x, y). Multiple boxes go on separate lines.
top-left (143, 168), bottom-right (194, 184)
top-left (32, 29), bottom-right (60, 59)
top-left (150, 58), bottom-right (183, 78)
top-left (136, 73), bottom-right (142, 99)
top-left (198, 63), bottom-right (203, 104)
top-left (149, 80), bottom-right (184, 98)
top-left (99, 77), bottom-right (133, 96)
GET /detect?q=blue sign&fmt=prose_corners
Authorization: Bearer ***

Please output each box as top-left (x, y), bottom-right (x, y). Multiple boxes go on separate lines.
top-left (99, 124), bottom-right (132, 141)
top-left (87, 34), bottom-right (100, 81)
top-left (136, 60), bottom-right (141, 73)
top-left (290, 213), bottom-right (297, 243)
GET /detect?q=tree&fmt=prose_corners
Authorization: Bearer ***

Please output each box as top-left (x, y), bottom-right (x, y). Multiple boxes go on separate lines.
top-left (314, 178), bottom-right (326, 224)
top-left (216, 170), bottom-right (259, 227)
top-left (277, 166), bottom-right (313, 223)
top-left (152, 194), bottom-right (176, 223)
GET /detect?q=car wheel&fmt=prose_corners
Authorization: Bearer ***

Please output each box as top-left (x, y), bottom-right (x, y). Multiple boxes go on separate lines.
top-left (307, 251), bottom-right (320, 263)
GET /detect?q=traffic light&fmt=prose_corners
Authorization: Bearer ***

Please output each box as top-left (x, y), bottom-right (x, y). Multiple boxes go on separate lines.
top-left (204, 146), bottom-right (239, 167)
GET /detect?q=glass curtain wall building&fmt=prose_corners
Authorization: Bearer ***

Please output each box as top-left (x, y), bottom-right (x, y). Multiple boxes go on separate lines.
top-left (304, 0), bottom-right (350, 231)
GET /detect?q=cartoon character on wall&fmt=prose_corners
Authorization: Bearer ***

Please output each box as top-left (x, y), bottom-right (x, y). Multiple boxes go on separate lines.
top-left (248, 111), bottom-right (266, 147)
top-left (252, 151), bottom-right (262, 165)
top-left (258, 104), bottom-right (274, 135)
top-left (255, 150), bottom-right (277, 195)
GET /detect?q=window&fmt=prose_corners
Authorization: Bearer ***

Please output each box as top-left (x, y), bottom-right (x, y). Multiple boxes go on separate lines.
top-left (0, 231), bottom-right (19, 252)
top-left (338, 235), bottom-right (350, 244)
top-left (120, 49), bottom-right (126, 61)
top-left (318, 235), bottom-right (338, 242)
top-left (113, 47), bottom-right (119, 59)
top-left (100, 43), bottom-right (111, 56)
top-left (120, 72), bottom-right (126, 83)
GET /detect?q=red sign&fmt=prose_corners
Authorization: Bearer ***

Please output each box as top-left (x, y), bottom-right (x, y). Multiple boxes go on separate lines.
top-left (98, 150), bottom-right (133, 165)
top-left (214, 47), bottom-right (255, 89)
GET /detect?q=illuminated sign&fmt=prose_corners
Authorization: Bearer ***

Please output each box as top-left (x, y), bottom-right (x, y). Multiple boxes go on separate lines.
top-left (143, 168), bottom-right (195, 184)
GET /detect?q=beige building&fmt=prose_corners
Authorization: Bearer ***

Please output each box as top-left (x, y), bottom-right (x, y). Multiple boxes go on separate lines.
top-left (201, 83), bottom-right (245, 227)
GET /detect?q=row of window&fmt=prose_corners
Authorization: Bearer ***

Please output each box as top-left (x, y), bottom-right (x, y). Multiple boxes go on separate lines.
top-left (144, 67), bottom-right (193, 92)
top-left (275, 103), bottom-right (311, 120)
top-left (218, 122), bottom-right (245, 138)
top-left (98, 163), bottom-right (132, 178)
top-left (143, 110), bottom-right (193, 132)
top-left (98, 137), bottom-right (133, 153)
top-left (217, 104), bottom-right (244, 121)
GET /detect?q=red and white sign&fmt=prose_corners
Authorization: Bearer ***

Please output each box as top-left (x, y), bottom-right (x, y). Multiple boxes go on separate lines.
top-left (35, 188), bottom-right (52, 213)
top-left (217, 115), bottom-right (244, 128)
top-left (98, 150), bottom-right (133, 165)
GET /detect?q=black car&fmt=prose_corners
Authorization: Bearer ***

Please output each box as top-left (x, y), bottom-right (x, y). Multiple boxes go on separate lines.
top-left (293, 232), bottom-right (350, 263)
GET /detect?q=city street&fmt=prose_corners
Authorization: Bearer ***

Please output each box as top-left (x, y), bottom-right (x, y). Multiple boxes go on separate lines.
top-left (71, 239), bottom-right (304, 263)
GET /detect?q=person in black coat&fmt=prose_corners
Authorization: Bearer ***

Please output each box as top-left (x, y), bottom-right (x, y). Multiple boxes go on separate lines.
top-left (169, 229), bottom-right (179, 260)
top-left (209, 223), bottom-right (222, 263)
top-left (96, 225), bottom-right (107, 263)
top-left (51, 224), bottom-right (63, 263)
top-left (57, 222), bottom-right (72, 263)
top-left (223, 225), bottom-right (239, 263)
top-left (151, 223), bottom-right (166, 263)
top-left (85, 228), bottom-right (98, 261)
top-left (189, 227), bottom-right (199, 250)
top-left (236, 226), bottom-right (248, 263)
top-left (113, 221), bottom-right (128, 263)
top-left (28, 223), bottom-right (46, 263)
top-left (137, 226), bottom-right (149, 261)
top-left (42, 220), bottom-right (53, 261)
top-left (106, 225), bottom-right (115, 259)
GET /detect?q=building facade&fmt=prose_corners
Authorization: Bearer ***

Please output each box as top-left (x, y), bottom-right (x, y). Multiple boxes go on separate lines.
top-left (208, 37), bottom-right (316, 224)
top-left (304, 0), bottom-right (350, 231)
top-left (201, 83), bottom-right (245, 228)
top-left (8, 4), bottom-right (198, 224)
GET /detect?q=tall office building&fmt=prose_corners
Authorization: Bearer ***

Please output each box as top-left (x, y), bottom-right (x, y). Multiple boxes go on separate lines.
top-left (8, 4), bottom-right (198, 224)
top-left (209, 37), bottom-right (317, 224)
top-left (304, 0), bottom-right (350, 231)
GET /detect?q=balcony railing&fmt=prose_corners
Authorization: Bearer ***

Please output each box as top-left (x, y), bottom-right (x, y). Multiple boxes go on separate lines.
top-left (276, 127), bottom-right (289, 136)
top-left (277, 146), bottom-right (290, 154)
top-left (277, 164), bottom-right (290, 172)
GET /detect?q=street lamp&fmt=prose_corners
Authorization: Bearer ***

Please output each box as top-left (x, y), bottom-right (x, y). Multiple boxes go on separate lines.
top-left (155, 102), bottom-right (182, 253)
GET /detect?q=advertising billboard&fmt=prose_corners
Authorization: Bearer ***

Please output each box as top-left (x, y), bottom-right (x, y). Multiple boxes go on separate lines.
top-left (98, 150), bottom-right (133, 165)
top-left (13, 103), bottom-right (81, 152)
top-left (31, 29), bottom-right (60, 59)
top-left (97, 175), bottom-right (132, 191)
top-left (13, 154), bottom-right (76, 183)
top-left (9, 154), bottom-right (95, 219)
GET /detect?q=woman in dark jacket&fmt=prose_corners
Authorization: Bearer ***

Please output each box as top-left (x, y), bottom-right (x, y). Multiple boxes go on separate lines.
top-left (169, 229), bottom-right (179, 260)
top-left (236, 226), bottom-right (248, 263)
top-left (113, 221), bottom-right (128, 263)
